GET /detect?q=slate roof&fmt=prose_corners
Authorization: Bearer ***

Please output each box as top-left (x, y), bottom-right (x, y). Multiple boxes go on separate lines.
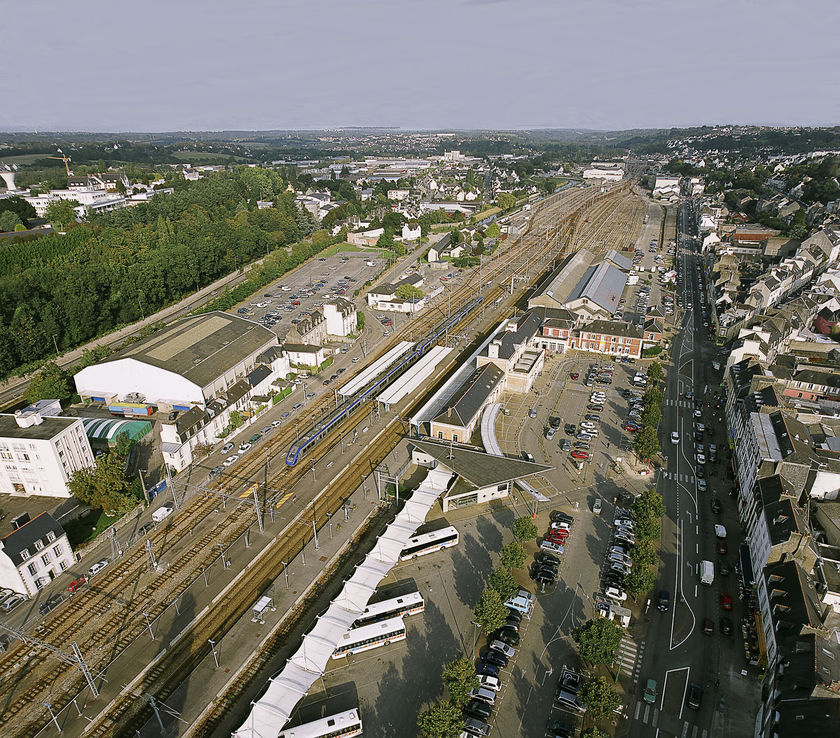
top-left (412, 439), bottom-right (552, 489)
top-left (1, 512), bottom-right (67, 567)
top-left (432, 364), bottom-right (505, 429)
top-left (566, 262), bottom-right (627, 313)
top-left (582, 320), bottom-right (642, 339)
top-left (491, 311), bottom-right (543, 360)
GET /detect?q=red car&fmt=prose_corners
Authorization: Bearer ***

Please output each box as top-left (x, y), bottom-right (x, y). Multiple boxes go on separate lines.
top-left (291, 300), bottom-right (301, 306)
top-left (624, 424), bottom-right (641, 433)
top-left (570, 372), bottom-right (579, 380)
top-left (546, 530), bottom-right (569, 543)
top-left (66, 577), bottom-right (87, 593)
top-left (571, 450), bottom-right (590, 460)
top-left (717, 539), bottom-right (728, 556)
top-left (720, 593), bottom-right (733, 611)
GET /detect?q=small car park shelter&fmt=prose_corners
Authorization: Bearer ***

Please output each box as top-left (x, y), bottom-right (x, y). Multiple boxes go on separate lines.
top-left (81, 417), bottom-right (152, 447)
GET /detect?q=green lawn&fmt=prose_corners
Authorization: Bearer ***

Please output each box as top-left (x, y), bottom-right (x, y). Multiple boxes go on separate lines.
top-left (64, 509), bottom-right (122, 547)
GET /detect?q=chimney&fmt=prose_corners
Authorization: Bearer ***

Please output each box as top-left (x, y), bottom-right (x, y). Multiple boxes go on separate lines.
top-left (11, 513), bottom-right (30, 530)
top-left (488, 340), bottom-right (501, 359)
top-left (14, 409), bottom-right (43, 428)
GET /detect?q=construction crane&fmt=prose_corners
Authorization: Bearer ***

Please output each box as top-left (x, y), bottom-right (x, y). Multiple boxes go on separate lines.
top-left (47, 149), bottom-right (73, 177)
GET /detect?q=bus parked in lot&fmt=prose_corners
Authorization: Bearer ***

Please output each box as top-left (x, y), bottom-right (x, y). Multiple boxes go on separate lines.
top-left (400, 526), bottom-right (459, 560)
top-left (353, 591), bottom-right (424, 628)
top-left (333, 617), bottom-right (406, 658)
top-left (277, 709), bottom-right (363, 738)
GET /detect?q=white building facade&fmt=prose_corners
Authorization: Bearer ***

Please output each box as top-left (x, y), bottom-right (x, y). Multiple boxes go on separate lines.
top-left (0, 513), bottom-right (75, 596)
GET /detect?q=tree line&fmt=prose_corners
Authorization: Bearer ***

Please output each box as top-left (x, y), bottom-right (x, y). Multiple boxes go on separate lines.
top-left (0, 168), bottom-right (315, 379)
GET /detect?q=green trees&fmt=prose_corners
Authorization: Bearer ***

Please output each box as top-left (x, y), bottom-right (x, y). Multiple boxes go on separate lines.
top-left (633, 425), bottom-right (660, 461)
top-left (0, 169), bottom-right (316, 380)
top-left (579, 677), bottom-right (621, 721)
top-left (646, 361), bottom-right (664, 385)
top-left (45, 199), bottom-right (81, 229)
top-left (513, 516), bottom-right (538, 542)
top-left (485, 221), bottom-right (501, 239)
top-left (0, 210), bottom-right (23, 232)
top-left (497, 192), bottom-right (516, 211)
top-left (24, 362), bottom-right (74, 403)
top-left (624, 488), bottom-right (665, 598)
top-left (474, 588), bottom-right (507, 633)
top-left (488, 566), bottom-right (518, 601)
top-left (500, 541), bottom-right (527, 570)
top-left (395, 284), bottom-right (424, 300)
top-left (68, 451), bottom-right (140, 513)
top-left (625, 566), bottom-right (656, 597)
top-left (0, 195), bottom-right (36, 223)
top-left (441, 658), bottom-right (479, 707)
top-left (572, 618), bottom-right (623, 666)
top-left (416, 701), bottom-right (462, 738)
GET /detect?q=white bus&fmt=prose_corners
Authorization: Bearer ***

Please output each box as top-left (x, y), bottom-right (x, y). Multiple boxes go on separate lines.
top-left (353, 591), bottom-right (424, 628)
top-left (333, 617), bottom-right (406, 659)
top-left (400, 526), bottom-right (459, 561)
top-left (278, 709), bottom-right (363, 738)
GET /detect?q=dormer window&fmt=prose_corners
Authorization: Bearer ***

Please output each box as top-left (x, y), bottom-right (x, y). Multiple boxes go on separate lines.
top-left (34, 540), bottom-right (44, 551)
top-left (46, 531), bottom-right (56, 543)
top-left (20, 548), bottom-right (30, 560)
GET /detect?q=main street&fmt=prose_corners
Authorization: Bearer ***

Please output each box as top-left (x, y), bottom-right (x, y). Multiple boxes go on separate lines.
top-left (627, 200), bottom-right (755, 737)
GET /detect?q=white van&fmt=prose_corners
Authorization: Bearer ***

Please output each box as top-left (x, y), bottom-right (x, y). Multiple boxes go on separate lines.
top-left (151, 505), bottom-right (173, 523)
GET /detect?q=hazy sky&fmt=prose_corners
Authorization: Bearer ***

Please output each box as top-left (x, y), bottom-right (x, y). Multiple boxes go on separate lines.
top-left (3, 0), bottom-right (838, 132)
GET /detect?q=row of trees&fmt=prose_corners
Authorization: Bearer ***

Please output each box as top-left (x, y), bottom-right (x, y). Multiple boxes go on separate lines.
top-left (418, 519), bottom-right (537, 737)
top-left (632, 361), bottom-right (664, 462)
top-left (0, 168), bottom-right (314, 379)
top-left (625, 488), bottom-right (666, 597)
top-left (571, 618), bottom-right (623, 721)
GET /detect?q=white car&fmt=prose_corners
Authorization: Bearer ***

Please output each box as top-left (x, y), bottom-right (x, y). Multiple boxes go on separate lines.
top-left (223, 455), bottom-right (239, 466)
top-left (88, 558), bottom-right (109, 577)
top-left (238, 442), bottom-right (252, 453)
top-left (271, 420), bottom-right (281, 428)
top-left (550, 521), bottom-right (571, 531)
top-left (580, 422), bottom-right (596, 431)
top-left (671, 431), bottom-right (680, 444)
top-left (477, 674), bottom-right (501, 691)
top-left (352, 357), bottom-right (360, 363)
top-left (592, 498), bottom-right (602, 514)
top-left (605, 586), bottom-right (627, 601)
top-left (694, 409), bottom-right (702, 418)
top-left (696, 453), bottom-right (706, 465)
top-left (221, 442), bottom-right (234, 454)
top-left (489, 640), bottom-right (516, 659)
top-left (540, 540), bottom-right (565, 554)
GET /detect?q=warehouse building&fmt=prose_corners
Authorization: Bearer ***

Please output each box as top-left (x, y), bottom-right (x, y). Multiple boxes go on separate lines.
top-left (73, 312), bottom-right (289, 473)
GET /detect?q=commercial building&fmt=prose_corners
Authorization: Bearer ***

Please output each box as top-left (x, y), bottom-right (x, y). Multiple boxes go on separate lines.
top-left (411, 440), bottom-right (551, 512)
top-left (0, 512), bottom-right (75, 596)
top-left (0, 409), bottom-right (94, 498)
top-left (429, 364), bottom-right (505, 443)
top-left (582, 163), bottom-right (624, 181)
top-left (477, 311), bottom-right (545, 393)
top-left (74, 312), bottom-right (288, 472)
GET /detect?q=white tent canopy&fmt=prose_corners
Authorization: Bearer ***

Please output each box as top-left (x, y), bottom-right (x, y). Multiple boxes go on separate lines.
top-left (234, 467), bottom-right (453, 738)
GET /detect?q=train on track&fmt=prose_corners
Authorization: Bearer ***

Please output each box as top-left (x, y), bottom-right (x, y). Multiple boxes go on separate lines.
top-left (285, 295), bottom-right (484, 466)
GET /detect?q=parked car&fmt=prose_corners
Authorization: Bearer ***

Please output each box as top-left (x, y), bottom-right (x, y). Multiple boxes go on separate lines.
top-left (66, 577), bottom-right (87, 593)
top-left (221, 442), bottom-right (234, 454)
top-left (643, 678), bottom-right (658, 704)
top-left (88, 559), bottom-right (109, 578)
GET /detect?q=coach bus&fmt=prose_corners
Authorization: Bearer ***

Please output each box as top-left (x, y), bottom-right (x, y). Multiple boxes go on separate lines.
top-left (333, 617), bottom-right (406, 659)
top-left (353, 591), bottom-right (424, 628)
top-left (277, 708), bottom-right (363, 738)
top-left (400, 526), bottom-right (459, 561)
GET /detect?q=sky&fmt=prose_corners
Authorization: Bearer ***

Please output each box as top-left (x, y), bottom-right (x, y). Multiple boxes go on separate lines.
top-left (2, 0), bottom-right (838, 132)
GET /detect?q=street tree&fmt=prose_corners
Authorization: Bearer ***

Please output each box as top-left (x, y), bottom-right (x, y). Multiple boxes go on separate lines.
top-left (579, 677), bottom-right (621, 721)
top-left (474, 588), bottom-right (508, 633)
top-left (441, 658), bottom-right (479, 707)
top-left (417, 701), bottom-right (462, 738)
top-left (647, 361), bottom-right (664, 385)
top-left (485, 221), bottom-right (501, 239)
top-left (513, 516), bottom-right (538, 542)
top-left (630, 538), bottom-right (658, 569)
top-left (500, 541), bottom-right (527, 570)
top-left (572, 618), bottom-right (623, 666)
top-left (24, 361), bottom-right (73, 403)
top-left (633, 425), bottom-right (660, 461)
top-left (581, 728), bottom-right (608, 738)
top-left (625, 565), bottom-right (656, 598)
top-left (488, 566), bottom-right (518, 601)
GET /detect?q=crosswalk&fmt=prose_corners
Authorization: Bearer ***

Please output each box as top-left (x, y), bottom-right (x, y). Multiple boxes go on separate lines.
top-left (631, 700), bottom-right (709, 738)
top-left (660, 471), bottom-right (695, 483)
top-left (615, 636), bottom-right (643, 683)
top-left (664, 399), bottom-right (694, 408)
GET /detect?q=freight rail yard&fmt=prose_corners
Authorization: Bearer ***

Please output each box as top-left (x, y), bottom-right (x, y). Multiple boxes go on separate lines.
top-left (0, 182), bottom-right (646, 737)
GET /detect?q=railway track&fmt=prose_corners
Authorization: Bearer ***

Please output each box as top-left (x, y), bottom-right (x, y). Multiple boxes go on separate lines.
top-left (0, 183), bottom-right (637, 737)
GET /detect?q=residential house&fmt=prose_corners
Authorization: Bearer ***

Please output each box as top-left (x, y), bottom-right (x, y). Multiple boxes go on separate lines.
top-left (0, 512), bottom-right (76, 597)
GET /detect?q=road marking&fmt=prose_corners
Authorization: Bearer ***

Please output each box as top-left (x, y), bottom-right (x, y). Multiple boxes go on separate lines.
top-left (695, 543), bottom-right (699, 554)
top-left (652, 708), bottom-right (659, 727)
top-left (635, 701), bottom-right (641, 720)
top-left (692, 725), bottom-right (699, 738)
top-left (643, 704), bottom-right (650, 723)
top-left (695, 525), bottom-right (699, 535)
top-left (681, 722), bottom-right (689, 738)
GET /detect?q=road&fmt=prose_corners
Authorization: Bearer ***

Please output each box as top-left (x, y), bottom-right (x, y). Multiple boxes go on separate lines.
top-left (627, 199), bottom-right (750, 737)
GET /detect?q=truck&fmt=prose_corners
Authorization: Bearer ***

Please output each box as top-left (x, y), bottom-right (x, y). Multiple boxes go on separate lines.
top-left (699, 560), bottom-right (714, 586)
